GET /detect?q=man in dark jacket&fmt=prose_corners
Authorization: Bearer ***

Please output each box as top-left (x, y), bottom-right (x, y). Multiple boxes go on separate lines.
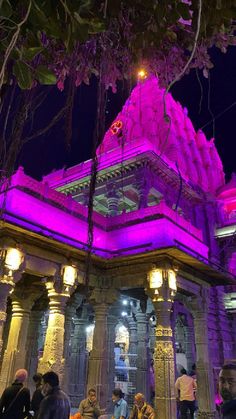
top-left (0, 368), bottom-right (30, 419)
top-left (37, 371), bottom-right (70, 419)
top-left (31, 373), bottom-right (44, 418)
top-left (219, 363), bottom-right (236, 419)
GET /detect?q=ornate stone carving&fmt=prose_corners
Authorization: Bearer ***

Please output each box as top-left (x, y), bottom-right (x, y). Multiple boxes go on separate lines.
top-left (106, 182), bottom-right (121, 216)
top-left (146, 269), bottom-right (177, 419)
top-left (155, 342), bottom-right (174, 358)
top-left (89, 286), bottom-right (118, 306)
top-left (197, 412), bottom-right (217, 419)
top-left (38, 275), bottom-right (76, 383)
top-left (156, 325), bottom-right (172, 337)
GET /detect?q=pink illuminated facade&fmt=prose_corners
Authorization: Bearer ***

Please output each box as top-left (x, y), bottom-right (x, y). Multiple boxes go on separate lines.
top-left (0, 77), bottom-right (236, 419)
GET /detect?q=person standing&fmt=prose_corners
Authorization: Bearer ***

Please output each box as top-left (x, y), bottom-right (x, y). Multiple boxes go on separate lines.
top-left (129, 393), bottom-right (155, 419)
top-left (0, 368), bottom-right (30, 419)
top-left (175, 368), bottom-right (196, 419)
top-left (30, 373), bottom-right (44, 418)
top-left (219, 363), bottom-right (236, 418)
top-left (116, 356), bottom-right (128, 382)
top-left (37, 371), bottom-right (70, 419)
top-left (112, 388), bottom-right (129, 419)
top-left (78, 388), bottom-right (101, 419)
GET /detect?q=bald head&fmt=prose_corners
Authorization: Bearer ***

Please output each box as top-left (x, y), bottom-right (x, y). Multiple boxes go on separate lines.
top-left (15, 369), bottom-right (28, 383)
top-left (134, 393), bottom-right (145, 408)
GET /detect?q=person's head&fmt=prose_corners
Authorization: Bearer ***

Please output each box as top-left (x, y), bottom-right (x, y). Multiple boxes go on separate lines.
top-left (180, 368), bottom-right (187, 376)
top-left (33, 373), bottom-right (43, 387)
top-left (134, 393), bottom-right (145, 409)
top-left (112, 388), bottom-right (124, 403)
top-left (42, 371), bottom-right (59, 396)
top-left (119, 355), bottom-right (125, 361)
top-left (219, 364), bottom-right (236, 401)
top-left (88, 388), bottom-right (96, 403)
top-left (15, 369), bottom-right (28, 383)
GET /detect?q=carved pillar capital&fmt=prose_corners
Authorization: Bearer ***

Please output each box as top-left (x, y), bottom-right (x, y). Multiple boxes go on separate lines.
top-left (185, 287), bottom-right (210, 317)
top-left (11, 290), bottom-right (38, 314)
top-left (105, 182), bottom-right (121, 216)
top-left (0, 270), bottom-right (24, 339)
top-left (89, 286), bottom-right (119, 307)
top-left (135, 174), bottom-right (150, 209)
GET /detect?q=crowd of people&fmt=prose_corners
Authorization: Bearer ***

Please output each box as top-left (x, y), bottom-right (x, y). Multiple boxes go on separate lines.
top-left (0, 363), bottom-right (236, 418)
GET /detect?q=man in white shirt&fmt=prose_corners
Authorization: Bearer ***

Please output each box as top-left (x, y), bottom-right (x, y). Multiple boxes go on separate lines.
top-left (175, 368), bottom-right (196, 419)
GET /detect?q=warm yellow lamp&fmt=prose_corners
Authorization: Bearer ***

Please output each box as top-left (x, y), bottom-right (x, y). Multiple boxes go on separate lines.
top-left (4, 248), bottom-right (23, 271)
top-left (62, 265), bottom-right (77, 287)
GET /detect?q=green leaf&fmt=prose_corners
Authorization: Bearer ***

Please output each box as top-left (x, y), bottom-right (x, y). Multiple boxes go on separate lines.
top-left (13, 61), bottom-right (32, 89)
top-left (23, 47), bottom-right (44, 61)
top-left (35, 65), bottom-right (57, 85)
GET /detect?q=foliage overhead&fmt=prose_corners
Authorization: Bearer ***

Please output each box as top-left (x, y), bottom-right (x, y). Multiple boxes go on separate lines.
top-left (0, 0), bottom-right (235, 92)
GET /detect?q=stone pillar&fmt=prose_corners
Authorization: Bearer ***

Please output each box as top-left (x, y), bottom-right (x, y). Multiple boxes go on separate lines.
top-left (0, 282), bottom-right (13, 356)
top-left (106, 183), bottom-right (121, 216)
top-left (69, 312), bottom-right (88, 406)
top-left (187, 289), bottom-right (216, 419)
top-left (25, 309), bottom-right (44, 391)
top-left (0, 290), bottom-right (36, 392)
top-left (136, 307), bottom-right (149, 396)
top-left (184, 324), bottom-right (195, 373)
top-left (87, 287), bottom-right (118, 410)
top-left (127, 315), bottom-right (138, 390)
top-left (135, 169), bottom-right (150, 209)
top-left (149, 321), bottom-right (156, 355)
top-left (62, 295), bottom-right (83, 393)
top-left (38, 312), bottom-right (48, 352)
top-left (0, 266), bottom-right (23, 358)
top-left (146, 263), bottom-right (178, 419)
top-left (38, 276), bottom-right (76, 383)
top-left (152, 300), bottom-right (176, 419)
top-left (38, 294), bottom-right (68, 382)
top-left (107, 314), bottom-right (117, 413)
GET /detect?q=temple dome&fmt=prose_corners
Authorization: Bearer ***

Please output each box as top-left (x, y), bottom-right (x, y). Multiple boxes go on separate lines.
top-left (97, 76), bottom-right (225, 194)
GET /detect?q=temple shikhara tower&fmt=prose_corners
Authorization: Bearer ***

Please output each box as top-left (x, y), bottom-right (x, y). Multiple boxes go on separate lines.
top-left (0, 77), bottom-right (236, 419)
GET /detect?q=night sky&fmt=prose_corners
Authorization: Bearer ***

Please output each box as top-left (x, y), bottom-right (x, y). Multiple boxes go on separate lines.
top-left (19, 46), bottom-right (236, 182)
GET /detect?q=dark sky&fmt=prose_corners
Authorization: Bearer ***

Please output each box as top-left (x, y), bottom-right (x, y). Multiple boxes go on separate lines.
top-left (19, 46), bottom-right (236, 182)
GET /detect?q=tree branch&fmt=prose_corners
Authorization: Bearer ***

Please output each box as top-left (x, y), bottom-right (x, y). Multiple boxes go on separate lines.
top-left (163, 0), bottom-right (203, 116)
top-left (0, 0), bottom-right (32, 93)
top-left (23, 104), bottom-right (69, 143)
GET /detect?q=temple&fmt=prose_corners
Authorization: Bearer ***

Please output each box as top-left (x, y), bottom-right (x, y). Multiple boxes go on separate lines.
top-left (0, 76), bottom-right (236, 419)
